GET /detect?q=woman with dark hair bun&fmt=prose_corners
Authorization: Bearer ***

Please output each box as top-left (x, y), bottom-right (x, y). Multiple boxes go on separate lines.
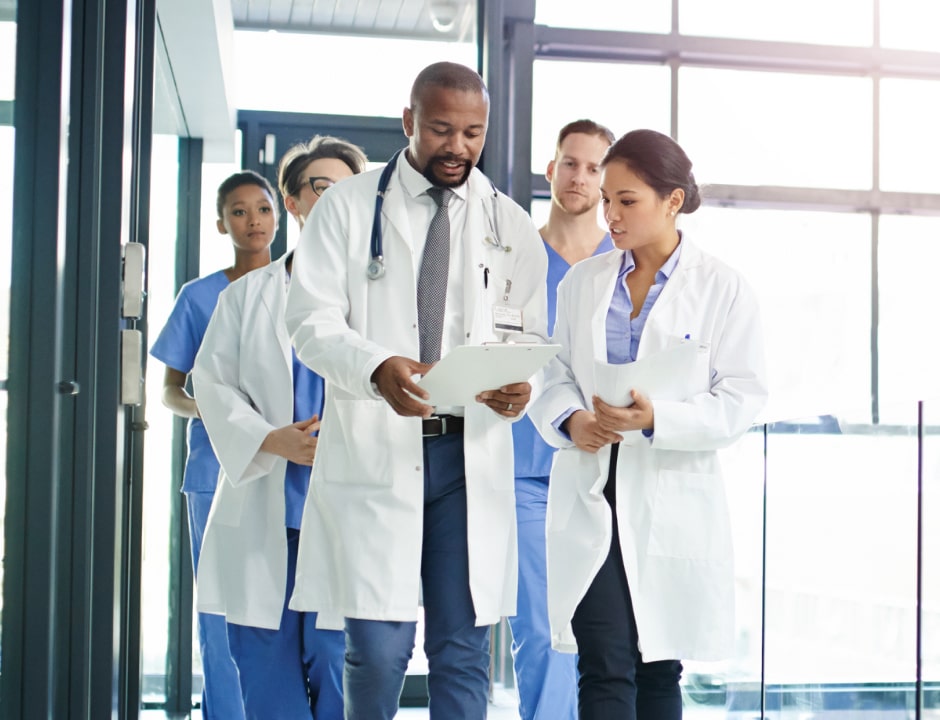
top-left (529, 129), bottom-right (768, 719)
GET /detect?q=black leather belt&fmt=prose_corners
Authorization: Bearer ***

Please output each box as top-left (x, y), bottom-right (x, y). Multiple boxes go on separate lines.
top-left (422, 414), bottom-right (464, 438)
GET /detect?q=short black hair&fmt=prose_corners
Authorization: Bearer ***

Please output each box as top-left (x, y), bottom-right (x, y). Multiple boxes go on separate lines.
top-left (215, 170), bottom-right (277, 219)
top-left (409, 61), bottom-right (489, 109)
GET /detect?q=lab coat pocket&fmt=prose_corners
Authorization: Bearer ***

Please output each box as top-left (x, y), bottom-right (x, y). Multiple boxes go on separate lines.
top-left (647, 469), bottom-right (730, 560)
top-left (319, 399), bottom-right (392, 487)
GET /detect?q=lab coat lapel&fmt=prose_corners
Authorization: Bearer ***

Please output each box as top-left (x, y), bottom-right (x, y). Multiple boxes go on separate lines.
top-left (462, 174), bottom-right (488, 339)
top-left (380, 176), bottom-right (415, 256)
top-left (258, 262), bottom-right (292, 376)
top-left (590, 251), bottom-right (623, 363)
top-left (636, 240), bottom-right (700, 359)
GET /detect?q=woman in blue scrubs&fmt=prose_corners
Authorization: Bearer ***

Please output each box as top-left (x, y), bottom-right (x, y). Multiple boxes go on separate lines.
top-left (191, 136), bottom-right (367, 719)
top-left (150, 170), bottom-right (278, 720)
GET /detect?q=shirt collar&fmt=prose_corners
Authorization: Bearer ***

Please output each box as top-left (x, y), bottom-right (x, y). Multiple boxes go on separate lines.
top-left (618, 232), bottom-right (684, 280)
top-left (398, 150), bottom-right (468, 204)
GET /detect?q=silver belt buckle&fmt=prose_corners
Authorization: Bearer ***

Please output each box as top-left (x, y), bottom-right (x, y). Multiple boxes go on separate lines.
top-left (422, 415), bottom-right (442, 438)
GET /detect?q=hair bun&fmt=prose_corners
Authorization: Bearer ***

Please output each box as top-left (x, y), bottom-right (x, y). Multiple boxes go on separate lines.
top-left (682, 172), bottom-right (701, 214)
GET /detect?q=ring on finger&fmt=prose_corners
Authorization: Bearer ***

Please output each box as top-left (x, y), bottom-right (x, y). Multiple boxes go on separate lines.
top-left (507, 402), bottom-right (513, 411)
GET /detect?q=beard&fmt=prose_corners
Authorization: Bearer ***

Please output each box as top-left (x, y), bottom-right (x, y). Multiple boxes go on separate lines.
top-left (422, 153), bottom-right (473, 188)
top-left (554, 191), bottom-right (597, 217)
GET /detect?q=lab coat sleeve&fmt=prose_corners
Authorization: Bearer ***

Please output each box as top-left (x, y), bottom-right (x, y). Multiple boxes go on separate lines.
top-left (192, 283), bottom-right (280, 486)
top-left (527, 271), bottom-right (587, 448)
top-left (285, 186), bottom-right (392, 399)
top-left (651, 273), bottom-right (768, 451)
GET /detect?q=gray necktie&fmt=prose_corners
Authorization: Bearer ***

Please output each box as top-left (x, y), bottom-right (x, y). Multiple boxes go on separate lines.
top-left (417, 187), bottom-right (453, 364)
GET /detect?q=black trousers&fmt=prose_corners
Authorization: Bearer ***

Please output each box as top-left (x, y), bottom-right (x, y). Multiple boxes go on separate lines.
top-left (570, 443), bottom-right (684, 720)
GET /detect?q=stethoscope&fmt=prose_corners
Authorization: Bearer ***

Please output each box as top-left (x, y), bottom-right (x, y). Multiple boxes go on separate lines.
top-left (367, 148), bottom-right (509, 281)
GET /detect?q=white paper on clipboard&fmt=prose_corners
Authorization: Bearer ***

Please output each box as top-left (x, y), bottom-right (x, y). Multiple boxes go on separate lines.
top-left (593, 341), bottom-right (704, 408)
top-left (416, 344), bottom-right (562, 406)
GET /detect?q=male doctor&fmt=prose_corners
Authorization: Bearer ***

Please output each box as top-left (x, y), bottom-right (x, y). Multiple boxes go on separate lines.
top-left (284, 62), bottom-right (549, 720)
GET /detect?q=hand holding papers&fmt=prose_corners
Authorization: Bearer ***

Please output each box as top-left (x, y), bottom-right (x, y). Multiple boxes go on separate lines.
top-left (417, 343), bottom-right (562, 406)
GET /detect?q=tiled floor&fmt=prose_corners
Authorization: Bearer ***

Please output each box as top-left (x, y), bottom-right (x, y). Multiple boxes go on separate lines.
top-left (140, 686), bottom-right (522, 719)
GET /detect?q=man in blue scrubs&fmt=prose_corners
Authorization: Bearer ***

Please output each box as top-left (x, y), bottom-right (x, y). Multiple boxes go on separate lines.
top-left (508, 119), bottom-right (615, 720)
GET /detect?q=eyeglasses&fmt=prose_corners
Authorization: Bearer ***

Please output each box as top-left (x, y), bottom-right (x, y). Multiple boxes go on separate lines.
top-left (302, 176), bottom-right (335, 197)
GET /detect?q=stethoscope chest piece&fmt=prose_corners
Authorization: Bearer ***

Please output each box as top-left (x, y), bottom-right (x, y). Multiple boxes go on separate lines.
top-left (367, 256), bottom-right (385, 280)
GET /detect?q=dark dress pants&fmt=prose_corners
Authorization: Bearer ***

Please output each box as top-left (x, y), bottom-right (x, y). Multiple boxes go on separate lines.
top-left (570, 444), bottom-right (684, 720)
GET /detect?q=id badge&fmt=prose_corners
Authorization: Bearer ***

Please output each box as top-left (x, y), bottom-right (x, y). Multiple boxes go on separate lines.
top-left (493, 304), bottom-right (524, 334)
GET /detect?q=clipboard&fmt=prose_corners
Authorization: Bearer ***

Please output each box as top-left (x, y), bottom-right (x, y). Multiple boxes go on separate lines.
top-left (416, 343), bottom-right (562, 406)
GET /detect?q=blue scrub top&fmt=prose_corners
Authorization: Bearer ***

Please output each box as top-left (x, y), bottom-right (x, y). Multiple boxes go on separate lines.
top-left (512, 235), bottom-right (615, 481)
top-left (285, 348), bottom-right (325, 529)
top-left (150, 269), bottom-right (230, 493)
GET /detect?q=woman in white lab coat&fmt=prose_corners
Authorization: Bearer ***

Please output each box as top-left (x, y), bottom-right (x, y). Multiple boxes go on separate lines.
top-left (529, 129), bottom-right (768, 720)
top-left (192, 137), bottom-right (367, 719)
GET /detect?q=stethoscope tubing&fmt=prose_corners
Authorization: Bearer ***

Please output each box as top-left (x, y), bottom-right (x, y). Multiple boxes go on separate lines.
top-left (368, 148), bottom-right (504, 281)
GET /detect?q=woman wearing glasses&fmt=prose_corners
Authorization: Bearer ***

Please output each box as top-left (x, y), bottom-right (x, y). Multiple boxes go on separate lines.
top-left (279, 135), bottom-right (370, 228)
top-left (192, 136), bottom-right (366, 718)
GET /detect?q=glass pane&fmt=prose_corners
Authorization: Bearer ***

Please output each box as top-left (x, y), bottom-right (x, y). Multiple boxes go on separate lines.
top-left (923, 400), bottom-right (940, 710)
top-left (682, 207), bottom-right (872, 423)
top-left (682, 431), bottom-right (767, 716)
top-left (679, 0), bottom-right (872, 47)
top-left (880, 0), bottom-right (940, 52)
top-left (680, 67), bottom-right (872, 189)
top-left (530, 198), bottom-right (551, 231)
top-left (535, 0), bottom-right (670, 34)
top-left (877, 215), bottom-right (940, 423)
top-left (764, 406), bottom-right (919, 714)
top-left (0, 13), bottom-right (15, 678)
top-left (880, 78), bottom-right (940, 194)
top-left (0, 20), bottom-right (14, 100)
top-left (141, 133), bottom-right (180, 706)
top-left (232, 31), bottom-right (476, 116)
top-left (531, 60), bottom-right (670, 174)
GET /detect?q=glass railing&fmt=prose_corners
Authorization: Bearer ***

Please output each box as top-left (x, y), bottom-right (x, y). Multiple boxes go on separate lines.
top-left (681, 399), bottom-right (940, 718)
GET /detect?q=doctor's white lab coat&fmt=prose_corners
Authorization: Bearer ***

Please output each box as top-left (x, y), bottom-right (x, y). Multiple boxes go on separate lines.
top-left (529, 240), bottom-right (768, 662)
top-left (284, 164), bottom-right (548, 627)
top-left (192, 256), bottom-right (299, 630)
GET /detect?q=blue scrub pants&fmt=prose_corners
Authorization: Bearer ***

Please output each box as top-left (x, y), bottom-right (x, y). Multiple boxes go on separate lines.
top-left (227, 528), bottom-right (345, 719)
top-left (570, 444), bottom-right (683, 720)
top-left (507, 476), bottom-right (578, 720)
top-left (344, 434), bottom-right (491, 720)
top-left (187, 491), bottom-right (246, 720)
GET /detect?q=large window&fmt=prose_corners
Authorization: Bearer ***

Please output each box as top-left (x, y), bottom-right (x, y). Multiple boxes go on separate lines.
top-left (679, 68), bottom-right (872, 190)
top-left (530, 60), bottom-right (670, 174)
